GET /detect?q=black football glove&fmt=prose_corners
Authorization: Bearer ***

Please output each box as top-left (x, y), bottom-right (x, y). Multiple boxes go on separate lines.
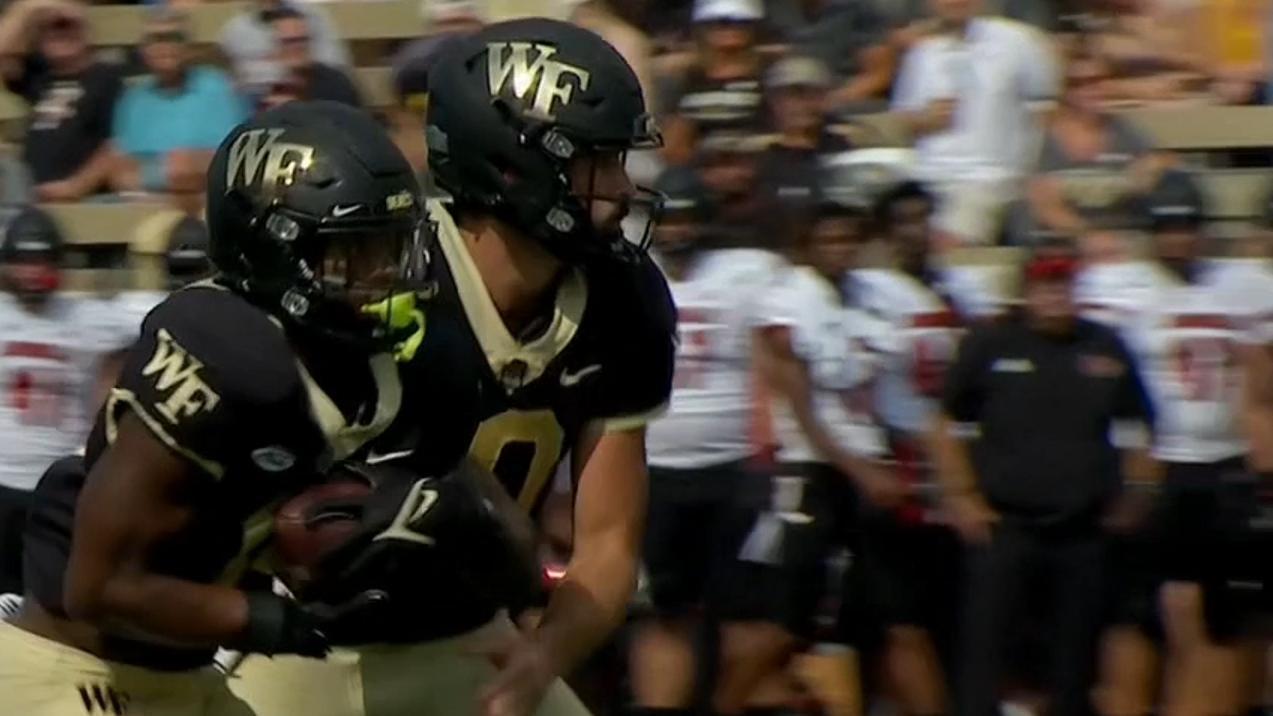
top-left (240, 591), bottom-right (330, 658)
top-left (304, 589), bottom-right (393, 645)
top-left (239, 590), bottom-right (390, 657)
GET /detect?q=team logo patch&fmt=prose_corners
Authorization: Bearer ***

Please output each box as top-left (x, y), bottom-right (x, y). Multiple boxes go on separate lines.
top-left (1078, 354), bottom-right (1125, 378)
top-left (385, 190), bottom-right (415, 212)
top-left (486, 42), bottom-right (591, 120)
top-left (991, 358), bottom-right (1035, 373)
top-left (140, 329), bottom-right (221, 423)
top-left (251, 445), bottom-right (296, 473)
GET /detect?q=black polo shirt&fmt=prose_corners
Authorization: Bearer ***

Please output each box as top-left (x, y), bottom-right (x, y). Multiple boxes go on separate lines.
top-left (942, 316), bottom-right (1154, 523)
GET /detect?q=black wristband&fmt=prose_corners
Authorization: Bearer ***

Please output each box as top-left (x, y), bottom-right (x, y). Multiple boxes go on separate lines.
top-left (239, 592), bottom-right (329, 658)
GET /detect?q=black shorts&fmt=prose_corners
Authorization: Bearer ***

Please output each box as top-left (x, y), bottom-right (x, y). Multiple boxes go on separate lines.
top-left (1104, 519), bottom-right (1161, 634)
top-left (642, 459), bottom-right (749, 615)
top-left (1153, 458), bottom-right (1266, 639)
top-left (712, 462), bottom-right (860, 640)
top-left (858, 511), bottom-right (960, 634)
top-left (0, 484), bottom-right (31, 595)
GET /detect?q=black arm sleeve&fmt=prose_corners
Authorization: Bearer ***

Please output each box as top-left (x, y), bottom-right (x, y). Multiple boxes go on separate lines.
top-left (941, 325), bottom-right (992, 423)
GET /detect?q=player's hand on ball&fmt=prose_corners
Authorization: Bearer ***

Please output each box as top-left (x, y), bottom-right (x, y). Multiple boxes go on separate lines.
top-left (306, 589), bottom-right (391, 645)
top-left (470, 628), bottom-right (558, 716)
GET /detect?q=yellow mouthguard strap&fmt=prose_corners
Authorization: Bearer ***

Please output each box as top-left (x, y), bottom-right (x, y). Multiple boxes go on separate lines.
top-left (361, 292), bottom-right (426, 362)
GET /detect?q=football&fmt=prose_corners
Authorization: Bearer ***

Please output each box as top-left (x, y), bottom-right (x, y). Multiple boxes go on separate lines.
top-left (273, 479), bottom-right (373, 589)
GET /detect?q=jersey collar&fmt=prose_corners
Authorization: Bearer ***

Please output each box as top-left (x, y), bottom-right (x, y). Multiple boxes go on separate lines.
top-left (429, 201), bottom-right (586, 390)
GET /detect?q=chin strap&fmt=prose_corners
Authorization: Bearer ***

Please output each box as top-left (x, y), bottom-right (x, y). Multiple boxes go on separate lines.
top-left (361, 292), bottom-right (427, 362)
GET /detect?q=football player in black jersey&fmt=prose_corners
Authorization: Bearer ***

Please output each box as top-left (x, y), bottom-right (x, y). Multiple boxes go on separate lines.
top-left (0, 101), bottom-right (426, 715)
top-left (228, 18), bottom-right (676, 716)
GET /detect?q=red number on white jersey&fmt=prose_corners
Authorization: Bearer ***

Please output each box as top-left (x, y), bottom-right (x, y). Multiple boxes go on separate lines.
top-left (1171, 337), bottom-right (1233, 402)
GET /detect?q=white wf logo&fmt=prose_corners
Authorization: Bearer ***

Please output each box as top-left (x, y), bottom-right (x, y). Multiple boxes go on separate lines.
top-left (140, 329), bottom-right (221, 424)
top-left (226, 128), bottom-right (316, 190)
top-left (487, 42), bottom-right (591, 120)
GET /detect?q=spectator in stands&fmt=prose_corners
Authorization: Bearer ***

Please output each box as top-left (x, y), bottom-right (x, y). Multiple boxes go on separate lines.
top-left (757, 55), bottom-right (851, 211)
top-left (697, 131), bottom-right (770, 248)
top-left (260, 6), bottom-right (362, 110)
top-left (659, 0), bottom-right (769, 165)
top-left (1076, 2), bottom-right (1212, 105)
top-left (1025, 45), bottom-right (1172, 256)
top-left (0, 0), bottom-right (122, 202)
top-left (763, 0), bottom-right (895, 110)
top-left (110, 8), bottom-right (247, 211)
top-left (892, 0), bottom-right (1058, 245)
top-left (220, 0), bottom-right (350, 99)
top-left (572, 0), bottom-right (658, 113)
top-left (390, 0), bottom-right (485, 174)
top-left (571, 0), bottom-right (665, 189)
top-left (1195, 0), bottom-right (1266, 104)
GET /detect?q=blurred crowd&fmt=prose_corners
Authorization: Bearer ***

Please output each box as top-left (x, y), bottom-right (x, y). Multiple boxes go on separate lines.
top-left (0, 0), bottom-right (1271, 715)
top-left (0, 0), bottom-right (1266, 246)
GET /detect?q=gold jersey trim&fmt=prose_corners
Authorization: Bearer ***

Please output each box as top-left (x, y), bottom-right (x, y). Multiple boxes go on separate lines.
top-left (105, 388), bottom-right (226, 479)
top-left (428, 200), bottom-right (587, 389)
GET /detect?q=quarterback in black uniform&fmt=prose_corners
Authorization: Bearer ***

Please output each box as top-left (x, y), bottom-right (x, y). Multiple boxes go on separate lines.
top-left (0, 101), bottom-right (426, 715)
top-left (228, 17), bottom-right (676, 716)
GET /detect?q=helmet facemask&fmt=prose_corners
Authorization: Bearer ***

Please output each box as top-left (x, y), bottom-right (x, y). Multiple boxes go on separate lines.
top-left (481, 106), bottom-right (665, 264)
top-left (247, 206), bottom-right (431, 359)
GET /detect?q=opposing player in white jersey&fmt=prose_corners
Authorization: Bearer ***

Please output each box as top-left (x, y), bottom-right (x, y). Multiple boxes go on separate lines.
top-left (707, 186), bottom-right (902, 716)
top-left (851, 179), bottom-right (992, 716)
top-left (1077, 170), bottom-right (1273, 716)
top-left (109, 213), bottom-right (213, 331)
top-left (630, 166), bottom-right (784, 716)
top-left (0, 207), bottom-right (137, 595)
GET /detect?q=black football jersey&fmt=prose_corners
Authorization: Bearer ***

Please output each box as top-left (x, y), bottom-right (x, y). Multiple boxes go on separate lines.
top-left (373, 201), bottom-right (677, 515)
top-left (23, 284), bottom-right (403, 669)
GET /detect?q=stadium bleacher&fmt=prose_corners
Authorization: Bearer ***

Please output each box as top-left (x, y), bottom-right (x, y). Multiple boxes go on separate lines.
top-left (0, 0), bottom-right (1268, 278)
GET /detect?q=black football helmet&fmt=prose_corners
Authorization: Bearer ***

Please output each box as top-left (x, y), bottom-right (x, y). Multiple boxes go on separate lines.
top-left (206, 101), bottom-right (427, 352)
top-left (651, 165), bottom-right (712, 257)
top-left (164, 216), bottom-right (212, 289)
top-left (1144, 168), bottom-right (1207, 231)
top-left (816, 158), bottom-right (873, 219)
top-left (426, 18), bottom-right (662, 263)
top-left (1, 206), bottom-right (64, 300)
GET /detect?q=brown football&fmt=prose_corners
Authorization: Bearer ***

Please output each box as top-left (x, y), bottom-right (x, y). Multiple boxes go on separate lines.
top-left (273, 480), bottom-right (373, 585)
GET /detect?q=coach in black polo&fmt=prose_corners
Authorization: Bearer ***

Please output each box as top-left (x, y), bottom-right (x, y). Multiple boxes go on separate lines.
top-left (931, 241), bottom-right (1157, 716)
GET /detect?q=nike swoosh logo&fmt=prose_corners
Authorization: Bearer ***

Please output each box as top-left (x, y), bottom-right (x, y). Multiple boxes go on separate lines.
top-left (366, 448), bottom-right (414, 465)
top-left (560, 364), bottom-right (602, 387)
top-left (331, 204), bottom-right (362, 218)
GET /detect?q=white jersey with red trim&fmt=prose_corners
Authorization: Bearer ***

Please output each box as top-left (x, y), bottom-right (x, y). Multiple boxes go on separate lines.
top-left (647, 249), bottom-right (784, 469)
top-left (760, 266), bottom-right (887, 464)
top-left (1077, 259), bottom-right (1271, 463)
top-left (852, 268), bottom-right (965, 435)
top-left (109, 290), bottom-right (168, 335)
top-left (0, 293), bottom-right (138, 490)
top-left (941, 263), bottom-right (1009, 321)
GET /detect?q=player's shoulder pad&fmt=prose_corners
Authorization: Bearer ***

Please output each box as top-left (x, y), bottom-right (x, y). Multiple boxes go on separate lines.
top-left (112, 287), bottom-right (308, 477)
top-left (580, 254), bottom-right (677, 427)
top-left (133, 288), bottom-right (303, 405)
top-left (587, 252), bottom-right (677, 345)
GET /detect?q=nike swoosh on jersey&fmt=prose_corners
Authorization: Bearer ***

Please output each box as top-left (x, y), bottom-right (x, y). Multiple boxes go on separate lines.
top-left (366, 448), bottom-right (414, 464)
top-left (560, 364), bottom-right (602, 387)
top-left (331, 204), bottom-right (363, 218)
